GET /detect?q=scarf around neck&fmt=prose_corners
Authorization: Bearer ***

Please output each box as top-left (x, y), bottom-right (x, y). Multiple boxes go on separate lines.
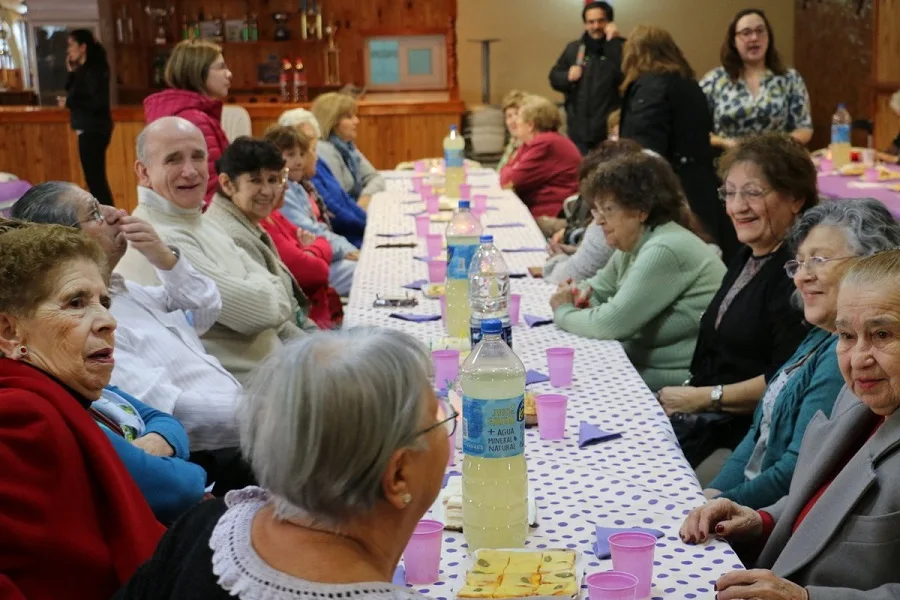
top-left (329, 134), bottom-right (363, 199)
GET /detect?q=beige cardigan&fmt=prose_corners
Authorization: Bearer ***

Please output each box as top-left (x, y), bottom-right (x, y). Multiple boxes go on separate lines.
top-left (115, 186), bottom-right (307, 383)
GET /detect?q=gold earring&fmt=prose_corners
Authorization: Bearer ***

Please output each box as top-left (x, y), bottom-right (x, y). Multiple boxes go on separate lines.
top-left (401, 493), bottom-right (412, 506)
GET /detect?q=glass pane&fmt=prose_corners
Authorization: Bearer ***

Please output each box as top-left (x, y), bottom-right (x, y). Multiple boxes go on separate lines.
top-left (407, 48), bottom-right (433, 76)
top-left (32, 25), bottom-right (79, 106)
top-left (368, 39), bottom-right (399, 85)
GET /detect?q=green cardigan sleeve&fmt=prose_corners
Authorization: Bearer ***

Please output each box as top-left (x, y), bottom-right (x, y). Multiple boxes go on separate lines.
top-left (553, 243), bottom-right (693, 340)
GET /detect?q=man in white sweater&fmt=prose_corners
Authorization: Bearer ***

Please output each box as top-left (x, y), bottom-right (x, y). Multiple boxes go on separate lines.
top-left (115, 117), bottom-right (312, 384)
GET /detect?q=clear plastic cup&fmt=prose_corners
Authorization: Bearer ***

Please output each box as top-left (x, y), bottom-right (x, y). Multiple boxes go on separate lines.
top-left (439, 295), bottom-right (447, 327)
top-left (609, 532), bottom-right (657, 599)
top-left (459, 183), bottom-right (472, 199)
top-left (432, 349), bottom-right (460, 391)
top-left (426, 233), bottom-right (443, 258)
top-left (427, 259), bottom-right (447, 283)
top-left (415, 214), bottom-right (431, 237)
top-left (546, 347), bottom-right (575, 387)
top-left (509, 293), bottom-right (521, 325)
top-left (403, 519), bottom-right (444, 584)
top-left (425, 194), bottom-right (440, 214)
top-left (586, 571), bottom-right (638, 600)
top-left (473, 193), bottom-right (488, 212)
top-left (535, 394), bottom-right (568, 440)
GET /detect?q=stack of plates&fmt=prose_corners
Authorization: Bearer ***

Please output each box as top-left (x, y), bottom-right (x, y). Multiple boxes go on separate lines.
top-left (467, 105), bottom-right (507, 156)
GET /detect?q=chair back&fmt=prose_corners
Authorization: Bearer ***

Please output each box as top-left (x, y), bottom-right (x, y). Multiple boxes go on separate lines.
top-left (222, 105), bottom-right (252, 142)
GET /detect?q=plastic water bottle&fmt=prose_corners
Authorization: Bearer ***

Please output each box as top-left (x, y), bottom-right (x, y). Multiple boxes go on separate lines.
top-left (443, 125), bottom-right (466, 198)
top-left (446, 200), bottom-right (483, 340)
top-left (469, 235), bottom-right (512, 349)
top-left (830, 103), bottom-right (852, 170)
top-left (460, 318), bottom-right (528, 550)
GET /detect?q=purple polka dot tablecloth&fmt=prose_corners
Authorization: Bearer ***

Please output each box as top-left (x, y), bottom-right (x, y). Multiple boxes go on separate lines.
top-left (347, 170), bottom-right (744, 599)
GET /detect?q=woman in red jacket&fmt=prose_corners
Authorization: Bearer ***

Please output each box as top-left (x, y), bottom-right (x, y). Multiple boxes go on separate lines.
top-left (144, 39), bottom-right (232, 207)
top-left (0, 220), bottom-right (164, 600)
top-left (500, 95), bottom-right (582, 219)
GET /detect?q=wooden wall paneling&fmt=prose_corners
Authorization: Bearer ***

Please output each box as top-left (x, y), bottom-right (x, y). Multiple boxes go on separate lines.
top-left (872, 91), bottom-right (896, 150)
top-left (874, 0), bottom-right (900, 82)
top-left (106, 120), bottom-right (144, 212)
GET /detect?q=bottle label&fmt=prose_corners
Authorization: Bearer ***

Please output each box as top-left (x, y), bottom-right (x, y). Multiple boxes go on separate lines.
top-left (462, 394), bottom-right (526, 459)
top-left (447, 243), bottom-right (477, 280)
top-left (831, 124), bottom-right (850, 144)
top-left (444, 147), bottom-right (464, 169)
top-left (470, 323), bottom-right (513, 349)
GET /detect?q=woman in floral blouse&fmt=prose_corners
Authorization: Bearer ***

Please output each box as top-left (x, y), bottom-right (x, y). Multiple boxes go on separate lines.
top-left (701, 9), bottom-right (813, 151)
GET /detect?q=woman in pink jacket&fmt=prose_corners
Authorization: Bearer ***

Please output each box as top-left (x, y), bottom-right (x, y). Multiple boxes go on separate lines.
top-left (143, 39), bottom-right (232, 207)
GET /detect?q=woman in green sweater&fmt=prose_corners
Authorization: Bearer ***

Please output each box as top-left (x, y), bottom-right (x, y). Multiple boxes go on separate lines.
top-left (550, 152), bottom-right (726, 391)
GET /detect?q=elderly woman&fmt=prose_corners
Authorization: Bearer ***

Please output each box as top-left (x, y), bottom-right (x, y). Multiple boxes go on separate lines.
top-left (207, 137), bottom-right (336, 329)
top-left (311, 92), bottom-right (385, 211)
top-left (875, 89), bottom-right (900, 165)
top-left (658, 133), bottom-right (816, 467)
top-left (116, 328), bottom-right (451, 599)
top-left (704, 199), bottom-right (900, 509)
top-left (500, 95), bottom-right (582, 219)
top-left (144, 39), bottom-right (233, 206)
top-left (497, 89), bottom-right (527, 171)
top-left (681, 249), bottom-right (900, 600)
top-left (550, 152), bottom-right (726, 390)
top-left (0, 220), bottom-right (163, 599)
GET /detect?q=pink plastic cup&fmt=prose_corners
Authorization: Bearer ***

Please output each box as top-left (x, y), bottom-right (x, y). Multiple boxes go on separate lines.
top-left (432, 349), bottom-right (460, 391)
top-left (427, 259), bottom-right (447, 283)
top-left (609, 532), bottom-right (657, 599)
top-left (864, 167), bottom-right (880, 182)
top-left (586, 571), bottom-right (638, 600)
top-left (439, 295), bottom-right (447, 327)
top-left (819, 157), bottom-right (833, 173)
top-left (415, 214), bottom-right (431, 237)
top-left (473, 193), bottom-right (488, 212)
top-left (535, 394), bottom-right (568, 440)
top-left (459, 183), bottom-right (472, 199)
top-left (414, 160), bottom-right (427, 173)
top-left (426, 233), bottom-right (443, 258)
top-left (425, 193), bottom-right (440, 214)
top-left (546, 347), bottom-right (575, 387)
top-left (412, 177), bottom-right (424, 193)
top-left (509, 293), bottom-right (521, 325)
top-left (403, 519), bottom-right (444, 584)
top-left (471, 206), bottom-right (485, 221)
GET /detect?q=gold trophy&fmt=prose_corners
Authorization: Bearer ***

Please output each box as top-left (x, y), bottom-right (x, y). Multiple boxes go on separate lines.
top-left (323, 20), bottom-right (340, 85)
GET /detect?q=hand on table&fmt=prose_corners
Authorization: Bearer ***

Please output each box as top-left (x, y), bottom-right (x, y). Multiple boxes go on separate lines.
top-left (714, 569), bottom-right (809, 600)
top-left (550, 285), bottom-right (576, 311)
top-left (680, 497), bottom-right (762, 544)
top-left (550, 228), bottom-right (566, 245)
top-left (345, 251), bottom-right (359, 261)
top-left (657, 385), bottom-right (708, 416)
top-left (297, 229), bottom-right (318, 246)
top-left (133, 432), bottom-right (175, 457)
top-left (119, 215), bottom-right (178, 270)
top-left (357, 194), bottom-right (372, 211)
top-left (703, 488), bottom-right (721, 500)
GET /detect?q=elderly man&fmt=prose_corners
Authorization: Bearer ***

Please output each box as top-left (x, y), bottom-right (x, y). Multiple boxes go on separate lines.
top-left (115, 116), bottom-right (312, 385)
top-left (11, 181), bottom-right (240, 453)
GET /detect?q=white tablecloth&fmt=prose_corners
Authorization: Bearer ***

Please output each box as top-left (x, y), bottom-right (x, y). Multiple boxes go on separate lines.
top-left (345, 170), bottom-right (743, 599)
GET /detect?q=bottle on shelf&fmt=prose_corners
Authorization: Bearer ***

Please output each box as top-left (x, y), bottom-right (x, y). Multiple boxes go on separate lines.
top-left (192, 12), bottom-right (201, 39)
top-left (180, 15), bottom-right (189, 40)
top-left (445, 200), bottom-right (483, 340)
top-left (249, 14), bottom-right (259, 41)
top-left (280, 58), bottom-right (292, 103)
top-left (241, 14), bottom-right (250, 42)
top-left (214, 13), bottom-right (225, 43)
top-left (460, 318), bottom-right (528, 551)
top-left (830, 103), bottom-right (852, 170)
top-left (443, 125), bottom-right (465, 198)
top-left (469, 235), bottom-right (512, 349)
top-left (116, 10), bottom-right (125, 43)
top-left (292, 58), bottom-right (308, 102)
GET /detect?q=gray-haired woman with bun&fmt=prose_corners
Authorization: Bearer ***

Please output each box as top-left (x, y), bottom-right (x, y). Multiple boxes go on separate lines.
top-left (116, 328), bottom-right (454, 600)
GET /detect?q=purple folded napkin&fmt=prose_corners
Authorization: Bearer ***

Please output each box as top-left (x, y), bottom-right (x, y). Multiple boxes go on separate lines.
top-left (524, 314), bottom-right (553, 328)
top-left (593, 526), bottom-right (664, 559)
top-left (487, 222), bottom-right (526, 228)
top-left (402, 279), bottom-right (429, 290)
top-left (389, 313), bottom-right (441, 323)
top-left (413, 255), bottom-right (430, 262)
top-left (405, 210), bottom-right (426, 217)
top-left (579, 421), bottom-right (622, 449)
top-left (401, 198), bottom-right (422, 205)
top-left (442, 470), bottom-right (462, 488)
top-left (501, 247), bottom-right (547, 253)
top-left (392, 565), bottom-right (407, 585)
top-left (526, 370), bottom-right (550, 385)
top-left (377, 232), bottom-right (414, 237)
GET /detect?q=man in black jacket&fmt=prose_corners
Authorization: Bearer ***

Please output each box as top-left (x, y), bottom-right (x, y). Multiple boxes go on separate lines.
top-left (549, 1), bottom-right (623, 155)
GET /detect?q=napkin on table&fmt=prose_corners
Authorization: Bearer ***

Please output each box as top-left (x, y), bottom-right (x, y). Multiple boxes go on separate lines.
top-left (523, 314), bottom-right (554, 328)
top-left (392, 565), bottom-right (407, 585)
top-left (593, 526), bottom-right (664, 559)
top-left (501, 247), bottom-right (547, 253)
top-left (578, 421), bottom-right (622, 448)
top-left (376, 232), bottom-right (414, 238)
top-left (525, 370), bottom-right (550, 385)
top-left (402, 279), bottom-right (429, 290)
top-left (487, 222), bottom-right (526, 229)
top-left (389, 313), bottom-right (441, 323)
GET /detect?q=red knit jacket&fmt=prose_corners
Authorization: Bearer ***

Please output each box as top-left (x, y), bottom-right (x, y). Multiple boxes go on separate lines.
top-left (143, 89), bottom-right (230, 207)
top-left (0, 359), bottom-right (164, 600)
top-left (499, 131), bottom-right (581, 218)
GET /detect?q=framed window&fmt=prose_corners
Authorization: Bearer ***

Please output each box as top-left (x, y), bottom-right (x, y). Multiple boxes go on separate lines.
top-left (364, 34), bottom-right (446, 91)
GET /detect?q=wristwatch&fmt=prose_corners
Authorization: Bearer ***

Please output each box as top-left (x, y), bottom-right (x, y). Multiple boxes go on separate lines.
top-left (710, 385), bottom-right (724, 412)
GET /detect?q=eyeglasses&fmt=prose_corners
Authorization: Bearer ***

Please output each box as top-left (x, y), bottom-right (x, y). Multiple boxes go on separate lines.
top-left (735, 26), bottom-right (767, 40)
top-left (414, 398), bottom-right (458, 439)
top-left (784, 255), bottom-right (855, 278)
top-left (69, 199), bottom-right (104, 228)
top-left (717, 186), bottom-right (772, 205)
top-left (590, 203), bottom-right (619, 219)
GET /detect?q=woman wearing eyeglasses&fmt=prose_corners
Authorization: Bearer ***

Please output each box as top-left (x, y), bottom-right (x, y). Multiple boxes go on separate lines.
top-left (657, 133), bottom-right (816, 468)
top-left (116, 328), bottom-right (452, 600)
top-left (700, 9), bottom-right (813, 152)
top-left (701, 199), bottom-right (900, 509)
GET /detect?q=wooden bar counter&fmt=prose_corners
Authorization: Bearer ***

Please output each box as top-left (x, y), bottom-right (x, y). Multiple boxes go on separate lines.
top-left (0, 96), bottom-right (465, 212)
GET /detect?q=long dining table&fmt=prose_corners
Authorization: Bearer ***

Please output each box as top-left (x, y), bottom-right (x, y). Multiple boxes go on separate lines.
top-left (343, 169), bottom-right (743, 599)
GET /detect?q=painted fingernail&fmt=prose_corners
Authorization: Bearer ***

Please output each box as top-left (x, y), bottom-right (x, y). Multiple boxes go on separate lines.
top-left (715, 524), bottom-right (724, 534)
top-left (713, 582), bottom-right (718, 591)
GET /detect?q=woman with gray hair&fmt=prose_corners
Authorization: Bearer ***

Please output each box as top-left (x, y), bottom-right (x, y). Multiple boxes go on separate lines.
top-left (703, 198), bottom-right (900, 509)
top-left (115, 328), bottom-right (454, 600)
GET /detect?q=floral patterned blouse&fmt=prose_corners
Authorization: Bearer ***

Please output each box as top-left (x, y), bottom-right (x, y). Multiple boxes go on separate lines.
top-left (700, 67), bottom-right (812, 139)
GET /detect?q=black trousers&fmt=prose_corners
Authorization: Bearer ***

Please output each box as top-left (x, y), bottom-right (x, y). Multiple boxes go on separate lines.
top-left (189, 447), bottom-right (257, 497)
top-left (78, 127), bottom-right (115, 206)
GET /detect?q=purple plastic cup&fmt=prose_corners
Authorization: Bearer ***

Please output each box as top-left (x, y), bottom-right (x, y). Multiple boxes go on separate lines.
top-left (609, 532), bottom-right (657, 599)
top-left (509, 293), bottom-right (521, 325)
top-left (425, 233), bottom-right (443, 258)
top-left (819, 157), bottom-right (833, 173)
top-left (432, 349), bottom-right (460, 391)
top-left (586, 571), bottom-right (638, 600)
top-left (427, 259), bottom-right (447, 283)
top-left (415, 214), bottom-right (431, 237)
top-left (425, 194), bottom-right (440, 214)
top-left (535, 394), bottom-right (568, 440)
top-left (403, 519), bottom-right (444, 584)
top-left (459, 183), bottom-right (472, 199)
top-left (546, 347), bottom-right (575, 387)
top-left (439, 295), bottom-right (447, 327)
top-left (473, 193), bottom-right (488, 212)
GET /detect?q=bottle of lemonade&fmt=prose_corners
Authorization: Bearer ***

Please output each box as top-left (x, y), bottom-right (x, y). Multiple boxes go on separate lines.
top-left (443, 125), bottom-right (466, 199)
top-left (460, 319), bottom-right (528, 550)
top-left (445, 200), bottom-right (483, 340)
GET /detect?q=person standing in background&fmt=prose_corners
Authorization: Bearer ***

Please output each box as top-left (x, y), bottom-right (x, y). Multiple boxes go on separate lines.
top-left (549, 1), bottom-right (623, 155)
top-left (62, 30), bottom-right (114, 207)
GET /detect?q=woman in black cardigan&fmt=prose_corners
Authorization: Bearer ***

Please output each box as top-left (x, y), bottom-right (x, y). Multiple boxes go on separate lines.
top-left (618, 25), bottom-right (739, 263)
top-left (62, 30), bottom-right (114, 206)
top-left (657, 133), bottom-right (817, 466)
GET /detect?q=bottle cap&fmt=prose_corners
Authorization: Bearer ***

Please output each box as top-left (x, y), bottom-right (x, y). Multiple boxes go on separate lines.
top-left (480, 235), bottom-right (494, 243)
top-left (838, 103), bottom-right (846, 109)
top-left (458, 200), bottom-right (471, 209)
top-left (450, 125), bottom-right (458, 132)
top-left (481, 319), bottom-right (502, 335)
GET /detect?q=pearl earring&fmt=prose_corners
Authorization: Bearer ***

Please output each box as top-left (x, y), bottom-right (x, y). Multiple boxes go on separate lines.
top-left (12, 345), bottom-right (28, 360)
top-left (401, 493), bottom-right (412, 506)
